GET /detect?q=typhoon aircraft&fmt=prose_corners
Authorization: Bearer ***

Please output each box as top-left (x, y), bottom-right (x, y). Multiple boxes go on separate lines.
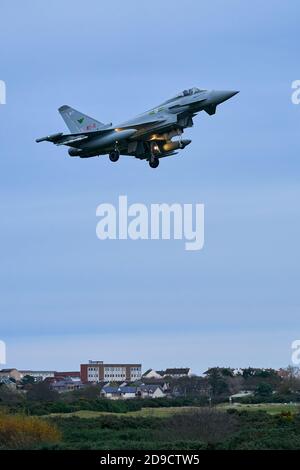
top-left (36, 87), bottom-right (238, 169)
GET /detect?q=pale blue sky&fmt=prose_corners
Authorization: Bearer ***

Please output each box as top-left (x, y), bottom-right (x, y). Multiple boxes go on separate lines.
top-left (0, 0), bottom-right (299, 373)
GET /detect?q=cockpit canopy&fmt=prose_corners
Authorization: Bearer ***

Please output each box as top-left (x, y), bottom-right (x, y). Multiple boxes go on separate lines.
top-left (176, 87), bottom-right (204, 98)
top-left (161, 87), bottom-right (206, 106)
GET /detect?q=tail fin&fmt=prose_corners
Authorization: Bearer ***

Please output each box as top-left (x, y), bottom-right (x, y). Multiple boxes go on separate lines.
top-left (58, 105), bottom-right (105, 133)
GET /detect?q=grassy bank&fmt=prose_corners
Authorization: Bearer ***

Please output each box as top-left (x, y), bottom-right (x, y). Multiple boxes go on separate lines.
top-left (2, 404), bottom-right (300, 450)
top-left (42, 407), bottom-right (300, 450)
top-left (43, 402), bottom-right (300, 419)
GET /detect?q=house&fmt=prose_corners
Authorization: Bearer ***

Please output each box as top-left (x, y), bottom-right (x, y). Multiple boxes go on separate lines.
top-left (20, 370), bottom-right (55, 382)
top-left (233, 368), bottom-right (243, 376)
top-left (0, 368), bottom-right (21, 382)
top-left (101, 383), bottom-right (166, 400)
top-left (160, 382), bottom-right (170, 392)
top-left (164, 368), bottom-right (192, 378)
top-left (0, 376), bottom-right (17, 389)
top-left (143, 368), bottom-right (192, 379)
top-left (50, 379), bottom-right (85, 393)
top-left (142, 369), bottom-right (164, 380)
top-left (137, 384), bottom-right (165, 398)
top-left (54, 371), bottom-right (81, 381)
top-left (101, 386), bottom-right (137, 400)
top-left (277, 368), bottom-right (293, 379)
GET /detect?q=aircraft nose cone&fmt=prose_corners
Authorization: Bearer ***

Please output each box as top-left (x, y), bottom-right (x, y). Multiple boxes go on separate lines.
top-left (214, 90), bottom-right (239, 104)
top-left (225, 90), bottom-right (239, 100)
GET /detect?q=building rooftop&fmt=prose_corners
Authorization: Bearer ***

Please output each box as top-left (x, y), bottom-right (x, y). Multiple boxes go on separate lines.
top-left (164, 368), bottom-right (190, 375)
top-left (139, 384), bottom-right (162, 392)
top-left (20, 370), bottom-right (55, 373)
top-left (102, 386), bottom-right (137, 394)
top-left (0, 376), bottom-right (15, 384)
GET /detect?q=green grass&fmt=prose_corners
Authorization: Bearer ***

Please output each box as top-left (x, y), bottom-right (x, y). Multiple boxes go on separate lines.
top-left (43, 406), bottom-right (200, 419)
top-left (218, 402), bottom-right (300, 415)
top-left (44, 403), bottom-right (300, 419)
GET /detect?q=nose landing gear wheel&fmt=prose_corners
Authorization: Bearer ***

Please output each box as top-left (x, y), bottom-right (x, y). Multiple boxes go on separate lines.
top-left (149, 158), bottom-right (159, 169)
top-left (109, 150), bottom-right (120, 162)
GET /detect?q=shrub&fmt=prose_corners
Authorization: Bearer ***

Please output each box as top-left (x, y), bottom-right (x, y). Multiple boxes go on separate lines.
top-left (0, 412), bottom-right (61, 449)
top-left (160, 408), bottom-right (239, 445)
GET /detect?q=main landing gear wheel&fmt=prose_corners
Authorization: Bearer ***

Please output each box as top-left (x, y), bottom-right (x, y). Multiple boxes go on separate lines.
top-left (109, 150), bottom-right (120, 162)
top-left (149, 158), bottom-right (159, 169)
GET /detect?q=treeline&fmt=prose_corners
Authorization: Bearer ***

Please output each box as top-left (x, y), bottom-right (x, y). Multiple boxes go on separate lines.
top-left (13, 397), bottom-right (207, 416)
top-left (0, 382), bottom-right (208, 416)
top-left (202, 366), bottom-right (300, 402)
top-left (1, 366), bottom-right (300, 416)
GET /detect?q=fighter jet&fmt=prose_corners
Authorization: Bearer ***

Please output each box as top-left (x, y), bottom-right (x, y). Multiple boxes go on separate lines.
top-left (36, 87), bottom-right (238, 169)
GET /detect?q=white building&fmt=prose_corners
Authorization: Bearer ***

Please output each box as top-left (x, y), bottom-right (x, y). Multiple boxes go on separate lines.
top-left (20, 370), bottom-right (55, 381)
top-left (101, 384), bottom-right (166, 400)
top-left (142, 369), bottom-right (164, 379)
top-left (81, 361), bottom-right (142, 383)
top-left (137, 385), bottom-right (165, 398)
top-left (101, 386), bottom-right (137, 400)
top-left (164, 368), bottom-right (192, 378)
top-left (143, 368), bottom-right (192, 379)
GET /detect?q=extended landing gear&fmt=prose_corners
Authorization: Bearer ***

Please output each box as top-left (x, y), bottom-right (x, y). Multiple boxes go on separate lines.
top-left (109, 149), bottom-right (120, 162)
top-left (177, 129), bottom-right (184, 149)
top-left (148, 141), bottom-right (160, 169)
top-left (149, 157), bottom-right (159, 169)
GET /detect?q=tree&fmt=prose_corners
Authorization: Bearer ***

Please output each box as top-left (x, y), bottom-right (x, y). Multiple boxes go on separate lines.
top-left (169, 376), bottom-right (210, 398)
top-left (21, 375), bottom-right (35, 386)
top-left (219, 368), bottom-right (235, 377)
top-left (204, 368), bottom-right (229, 397)
top-left (26, 381), bottom-right (59, 402)
top-left (0, 385), bottom-right (24, 405)
top-left (69, 385), bottom-right (100, 401)
top-left (242, 367), bottom-right (257, 379)
top-left (277, 366), bottom-right (300, 394)
top-left (255, 382), bottom-right (273, 397)
top-left (242, 368), bottom-right (279, 379)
